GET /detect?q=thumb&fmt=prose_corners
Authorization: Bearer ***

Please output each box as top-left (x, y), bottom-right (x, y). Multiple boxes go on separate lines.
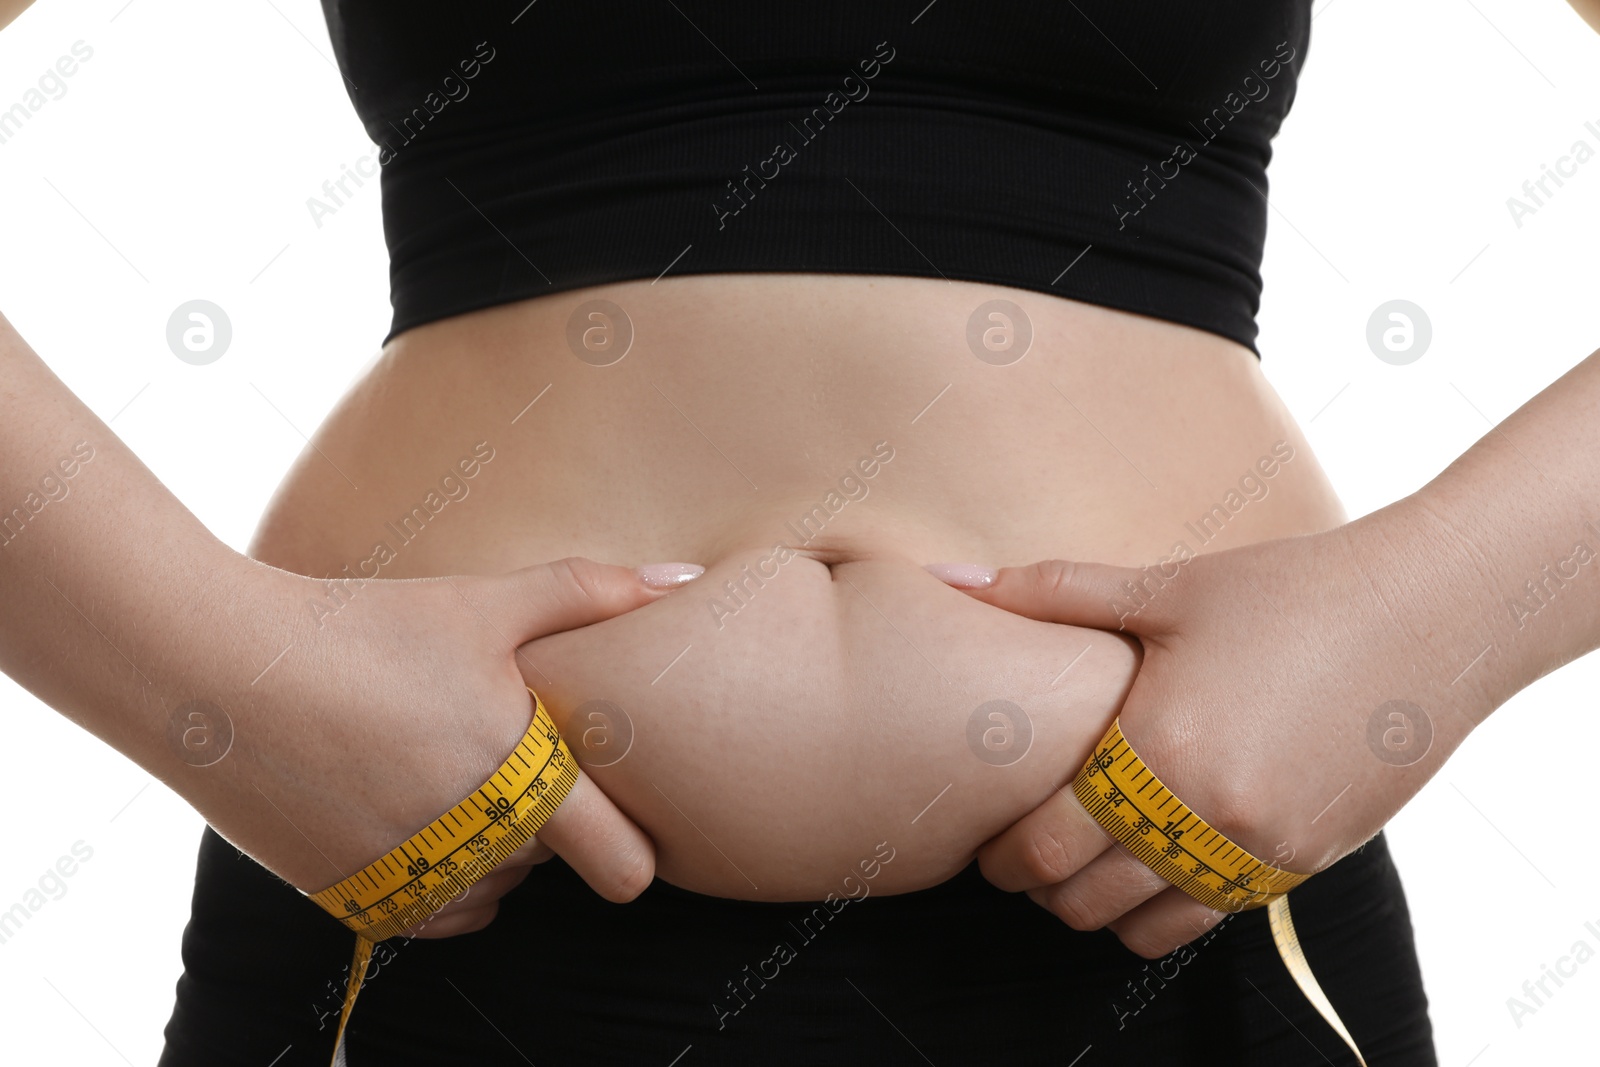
top-left (479, 557), bottom-right (705, 645)
top-left (926, 559), bottom-right (1180, 635)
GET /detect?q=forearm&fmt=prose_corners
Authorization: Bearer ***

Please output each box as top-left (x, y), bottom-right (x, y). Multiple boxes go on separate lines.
top-left (1568, 0), bottom-right (1600, 34)
top-left (0, 311), bottom-right (293, 771)
top-left (0, 310), bottom-right (677, 907)
top-left (1350, 347), bottom-right (1600, 725)
top-left (0, 0), bottom-right (34, 34)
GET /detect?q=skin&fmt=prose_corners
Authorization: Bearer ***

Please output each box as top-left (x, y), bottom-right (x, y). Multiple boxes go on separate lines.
top-left (2, 0), bottom-right (1595, 946)
top-left (0, 0), bottom-right (34, 31)
top-left (247, 272), bottom-right (1347, 901)
top-left (1569, 0), bottom-right (1600, 30)
top-left (941, 348), bottom-right (1600, 956)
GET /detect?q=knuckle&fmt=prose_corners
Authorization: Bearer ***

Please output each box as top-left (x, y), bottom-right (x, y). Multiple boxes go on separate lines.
top-left (1120, 927), bottom-right (1178, 960)
top-left (606, 850), bottom-right (653, 903)
top-left (1197, 780), bottom-right (1267, 847)
top-left (1019, 827), bottom-right (1077, 885)
top-left (1034, 559), bottom-right (1077, 601)
top-left (1048, 884), bottom-right (1104, 931)
top-left (451, 906), bottom-right (498, 936)
top-left (552, 556), bottom-right (604, 602)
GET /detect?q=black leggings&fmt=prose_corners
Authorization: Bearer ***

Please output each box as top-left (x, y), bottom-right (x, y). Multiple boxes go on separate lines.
top-left (159, 827), bottom-right (1435, 1066)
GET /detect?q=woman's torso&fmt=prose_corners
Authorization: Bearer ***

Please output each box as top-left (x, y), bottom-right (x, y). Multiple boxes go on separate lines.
top-left (249, 275), bottom-right (1346, 898)
top-left (156, 7), bottom-right (1442, 1064)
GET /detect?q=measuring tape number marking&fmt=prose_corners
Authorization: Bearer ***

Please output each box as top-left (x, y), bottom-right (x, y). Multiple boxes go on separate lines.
top-left (1074, 717), bottom-right (1368, 1066)
top-left (305, 687), bottom-right (576, 1063)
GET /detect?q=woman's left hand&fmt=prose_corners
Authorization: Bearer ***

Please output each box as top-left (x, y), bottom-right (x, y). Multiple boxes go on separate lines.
top-left (933, 501), bottom-right (1494, 958)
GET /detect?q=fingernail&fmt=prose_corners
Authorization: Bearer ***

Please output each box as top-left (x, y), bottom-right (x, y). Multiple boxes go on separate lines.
top-left (636, 562), bottom-right (705, 588)
top-left (923, 562), bottom-right (996, 588)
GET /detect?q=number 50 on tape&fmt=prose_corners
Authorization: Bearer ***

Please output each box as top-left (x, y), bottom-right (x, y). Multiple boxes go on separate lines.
top-left (304, 687), bottom-right (577, 1064)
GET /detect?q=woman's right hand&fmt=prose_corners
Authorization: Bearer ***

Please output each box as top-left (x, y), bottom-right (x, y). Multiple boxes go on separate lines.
top-left (165, 556), bottom-right (702, 936)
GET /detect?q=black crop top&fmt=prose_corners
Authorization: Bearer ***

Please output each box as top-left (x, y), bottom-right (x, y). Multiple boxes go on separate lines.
top-left (320, 1), bottom-right (1311, 353)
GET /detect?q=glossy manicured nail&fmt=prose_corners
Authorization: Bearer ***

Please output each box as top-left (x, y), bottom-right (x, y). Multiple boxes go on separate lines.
top-left (636, 562), bottom-right (705, 588)
top-left (924, 563), bottom-right (997, 588)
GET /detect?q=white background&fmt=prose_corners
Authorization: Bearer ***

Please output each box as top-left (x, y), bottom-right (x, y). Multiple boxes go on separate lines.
top-left (1, 0), bottom-right (1598, 1063)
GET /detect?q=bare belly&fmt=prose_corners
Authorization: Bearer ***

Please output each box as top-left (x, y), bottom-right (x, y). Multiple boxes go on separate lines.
top-left (250, 273), bottom-right (1345, 901)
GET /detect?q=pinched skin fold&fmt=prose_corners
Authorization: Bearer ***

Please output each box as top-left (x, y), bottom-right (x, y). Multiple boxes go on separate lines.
top-left (523, 547), bottom-right (1141, 899)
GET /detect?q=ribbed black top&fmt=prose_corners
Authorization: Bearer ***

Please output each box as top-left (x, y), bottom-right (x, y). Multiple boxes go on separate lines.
top-left (321, 1), bottom-right (1311, 353)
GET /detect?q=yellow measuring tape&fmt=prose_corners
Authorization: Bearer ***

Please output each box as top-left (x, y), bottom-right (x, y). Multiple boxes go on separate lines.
top-left (1074, 717), bottom-right (1368, 1066)
top-left (305, 696), bottom-right (1365, 1064)
top-left (305, 687), bottom-right (577, 1065)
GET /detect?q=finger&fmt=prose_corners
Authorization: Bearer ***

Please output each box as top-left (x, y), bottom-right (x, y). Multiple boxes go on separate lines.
top-left (976, 786), bottom-right (1114, 892)
top-left (479, 557), bottom-right (705, 645)
top-left (1105, 887), bottom-right (1232, 960)
top-left (404, 903), bottom-right (500, 939)
top-left (1024, 845), bottom-right (1174, 931)
top-left (496, 834), bottom-right (555, 868)
top-left (934, 559), bottom-right (1178, 635)
top-left (533, 771), bottom-right (655, 902)
top-left (453, 861), bottom-right (537, 902)
top-left (398, 863), bottom-right (537, 939)
top-left (458, 862), bottom-right (533, 896)
top-left (435, 863), bottom-right (528, 912)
